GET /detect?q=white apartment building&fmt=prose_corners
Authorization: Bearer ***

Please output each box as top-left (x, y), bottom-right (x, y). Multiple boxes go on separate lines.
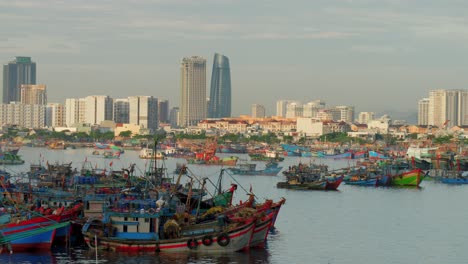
top-left (65, 98), bottom-right (86, 127)
top-left (129, 96), bottom-right (158, 131)
top-left (358, 112), bottom-right (375, 124)
top-left (285, 102), bottom-right (303, 118)
top-left (418, 98), bottom-right (429, 126)
top-left (84, 95), bottom-right (113, 125)
top-left (303, 100), bottom-right (326, 118)
top-left (0, 102), bottom-right (45, 128)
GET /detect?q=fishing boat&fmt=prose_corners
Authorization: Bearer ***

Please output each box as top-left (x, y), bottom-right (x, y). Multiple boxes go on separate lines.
top-left (228, 161), bottom-right (283, 176)
top-left (390, 168), bottom-right (424, 187)
top-left (139, 148), bottom-right (166, 159)
top-left (0, 152), bottom-right (25, 165)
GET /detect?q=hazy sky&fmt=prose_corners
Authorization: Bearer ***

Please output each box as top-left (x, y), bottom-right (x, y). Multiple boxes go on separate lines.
top-left (1, 0), bottom-right (468, 117)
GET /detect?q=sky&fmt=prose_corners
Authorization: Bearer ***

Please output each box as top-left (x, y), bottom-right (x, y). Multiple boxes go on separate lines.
top-left (1, 0), bottom-right (468, 119)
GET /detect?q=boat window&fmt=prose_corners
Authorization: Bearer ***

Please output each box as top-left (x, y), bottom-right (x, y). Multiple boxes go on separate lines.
top-left (123, 225), bottom-right (127, 232)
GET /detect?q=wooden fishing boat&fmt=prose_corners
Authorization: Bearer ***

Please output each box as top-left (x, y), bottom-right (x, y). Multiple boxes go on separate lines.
top-left (390, 168), bottom-right (424, 187)
top-left (228, 161), bottom-right (283, 176)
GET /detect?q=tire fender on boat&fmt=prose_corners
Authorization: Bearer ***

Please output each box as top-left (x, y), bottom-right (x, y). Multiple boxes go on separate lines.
top-left (217, 233), bottom-right (230, 247)
top-left (187, 238), bottom-right (198, 250)
top-left (202, 235), bottom-right (213, 246)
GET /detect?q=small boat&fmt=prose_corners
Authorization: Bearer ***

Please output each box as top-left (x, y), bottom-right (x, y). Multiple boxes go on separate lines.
top-left (139, 148), bottom-right (166, 159)
top-left (228, 161), bottom-right (283, 176)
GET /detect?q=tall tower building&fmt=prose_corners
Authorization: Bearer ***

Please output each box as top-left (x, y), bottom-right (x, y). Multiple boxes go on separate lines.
top-left (3, 56), bottom-right (36, 103)
top-left (170, 107), bottom-right (180, 128)
top-left (418, 98), bottom-right (429, 126)
top-left (158, 99), bottom-right (169, 123)
top-left (20, 84), bottom-right (47, 105)
top-left (208, 53), bottom-right (231, 118)
top-left (458, 90), bottom-right (468, 126)
top-left (129, 96), bottom-right (158, 131)
top-left (251, 104), bottom-right (266, 118)
top-left (113, 98), bottom-right (130, 124)
top-left (180, 56), bottom-right (207, 127)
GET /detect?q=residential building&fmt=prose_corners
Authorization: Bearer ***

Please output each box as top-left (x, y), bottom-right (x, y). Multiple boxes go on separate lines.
top-left (358, 112), bottom-right (375, 124)
top-left (113, 98), bottom-right (130, 124)
top-left (3, 56), bottom-right (36, 103)
top-left (303, 100), bottom-right (326, 118)
top-left (208, 53), bottom-right (231, 118)
top-left (129, 96), bottom-right (158, 132)
top-left (251, 104), bottom-right (266, 118)
top-left (45, 103), bottom-right (65, 127)
top-left (0, 102), bottom-right (45, 128)
top-left (276, 100), bottom-right (298, 117)
top-left (330, 106), bottom-right (354, 123)
top-left (84, 95), bottom-right (113, 125)
top-left (158, 99), bottom-right (169, 123)
top-left (170, 107), bottom-right (180, 128)
top-left (20, 84), bottom-right (47, 105)
top-left (285, 102), bottom-right (303, 118)
top-left (180, 56), bottom-right (207, 127)
top-left (65, 98), bottom-right (86, 127)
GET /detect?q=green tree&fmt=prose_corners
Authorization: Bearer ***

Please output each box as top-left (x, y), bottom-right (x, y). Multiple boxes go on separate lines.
top-left (119, 130), bottom-right (132, 138)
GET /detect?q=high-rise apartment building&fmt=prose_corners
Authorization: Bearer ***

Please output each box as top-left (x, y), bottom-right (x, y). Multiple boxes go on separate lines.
top-left (428, 89), bottom-right (461, 128)
top-left (251, 104), bottom-right (266, 118)
top-left (158, 99), bottom-right (169, 123)
top-left (333, 106), bottom-right (355, 123)
top-left (418, 99), bottom-right (430, 126)
top-left (208, 53), bottom-right (231, 118)
top-left (129, 96), bottom-right (158, 131)
top-left (45, 103), bottom-right (65, 127)
top-left (3, 56), bottom-right (36, 103)
top-left (20, 84), bottom-right (47, 105)
top-left (113, 98), bottom-right (130, 124)
top-left (358, 112), bottom-right (375, 124)
top-left (0, 102), bottom-right (45, 128)
top-left (286, 102), bottom-right (303, 118)
top-left (303, 100), bottom-right (326, 118)
top-left (84, 95), bottom-right (113, 125)
top-left (65, 98), bottom-right (86, 127)
top-left (458, 90), bottom-right (468, 126)
top-left (170, 107), bottom-right (180, 128)
top-left (276, 100), bottom-right (296, 117)
top-left (180, 56), bottom-right (207, 127)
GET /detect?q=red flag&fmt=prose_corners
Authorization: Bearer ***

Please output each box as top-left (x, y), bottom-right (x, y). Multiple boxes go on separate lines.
top-left (109, 161), bottom-right (113, 167)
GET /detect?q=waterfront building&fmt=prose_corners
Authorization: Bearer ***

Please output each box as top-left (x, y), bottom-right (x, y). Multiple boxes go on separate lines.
top-left (20, 84), bottom-right (47, 105)
top-left (358, 112), bottom-right (375, 124)
top-left (65, 98), bottom-right (86, 127)
top-left (129, 96), bottom-right (158, 132)
top-left (45, 103), bottom-right (65, 127)
top-left (114, 98), bottom-right (130, 124)
top-left (3, 56), bottom-right (36, 103)
top-left (208, 53), bottom-right (231, 118)
top-left (180, 56), bottom-right (207, 127)
top-left (84, 95), bottom-right (113, 125)
top-left (251, 104), bottom-right (266, 118)
top-left (158, 99), bottom-right (169, 123)
top-left (0, 102), bottom-right (45, 128)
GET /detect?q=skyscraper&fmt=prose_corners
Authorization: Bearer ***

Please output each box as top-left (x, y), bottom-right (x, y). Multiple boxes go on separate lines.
top-left (65, 98), bottom-right (86, 127)
top-left (208, 53), bottom-right (231, 118)
top-left (180, 56), bottom-right (206, 127)
top-left (418, 98), bottom-right (429, 125)
top-left (3, 56), bottom-right (36, 103)
top-left (84, 95), bottom-right (113, 125)
top-left (20, 84), bottom-right (47, 105)
top-left (45, 103), bottom-right (65, 127)
top-left (428, 89), bottom-right (459, 128)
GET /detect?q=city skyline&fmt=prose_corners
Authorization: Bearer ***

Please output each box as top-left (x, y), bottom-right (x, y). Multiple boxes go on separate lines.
top-left (1, 1), bottom-right (467, 119)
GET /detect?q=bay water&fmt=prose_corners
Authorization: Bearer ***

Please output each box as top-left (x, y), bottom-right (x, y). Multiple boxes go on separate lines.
top-left (0, 147), bottom-right (465, 264)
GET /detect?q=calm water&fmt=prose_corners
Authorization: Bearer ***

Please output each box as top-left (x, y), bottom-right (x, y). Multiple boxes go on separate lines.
top-left (0, 147), bottom-right (466, 264)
